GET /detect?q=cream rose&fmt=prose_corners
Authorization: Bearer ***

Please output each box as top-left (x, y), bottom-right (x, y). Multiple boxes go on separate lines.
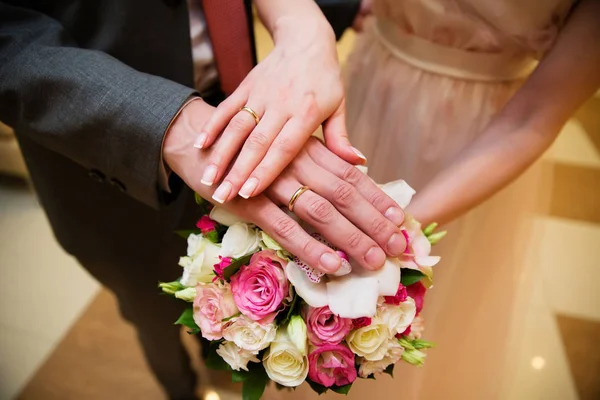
top-left (216, 341), bottom-right (260, 371)
top-left (222, 315), bottom-right (276, 353)
top-left (179, 234), bottom-right (221, 286)
top-left (346, 319), bottom-right (391, 361)
top-left (357, 339), bottom-right (405, 378)
top-left (209, 206), bottom-right (250, 227)
top-left (378, 297), bottom-right (417, 336)
top-left (263, 329), bottom-right (309, 387)
top-left (220, 223), bottom-right (260, 259)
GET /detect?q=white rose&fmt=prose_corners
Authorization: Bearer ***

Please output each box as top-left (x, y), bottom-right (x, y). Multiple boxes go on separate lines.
top-left (180, 234), bottom-right (222, 286)
top-left (378, 297), bottom-right (416, 336)
top-left (222, 315), bottom-right (276, 353)
top-left (174, 287), bottom-right (197, 302)
top-left (346, 319), bottom-right (391, 361)
top-left (357, 339), bottom-right (405, 378)
top-left (220, 223), bottom-right (260, 258)
top-left (209, 206), bottom-right (250, 226)
top-left (263, 329), bottom-right (309, 387)
top-left (216, 341), bottom-right (260, 371)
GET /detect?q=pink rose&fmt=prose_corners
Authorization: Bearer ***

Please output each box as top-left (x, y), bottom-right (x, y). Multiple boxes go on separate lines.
top-left (384, 283), bottom-right (407, 305)
top-left (406, 282), bottom-right (426, 315)
top-left (306, 306), bottom-right (352, 345)
top-left (213, 256), bottom-right (232, 280)
top-left (196, 215), bottom-right (217, 234)
top-left (308, 344), bottom-right (357, 388)
top-left (193, 282), bottom-right (239, 341)
top-left (230, 250), bottom-right (289, 324)
top-left (352, 317), bottom-right (372, 329)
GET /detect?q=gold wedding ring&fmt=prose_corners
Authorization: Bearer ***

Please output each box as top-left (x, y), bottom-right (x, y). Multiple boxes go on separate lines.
top-left (240, 106), bottom-right (260, 125)
top-left (288, 186), bottom-right (311, 212)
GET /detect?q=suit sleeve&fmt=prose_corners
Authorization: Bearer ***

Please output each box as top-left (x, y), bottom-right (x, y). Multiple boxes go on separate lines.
top-left (0, 2), bottom-right (197, 209)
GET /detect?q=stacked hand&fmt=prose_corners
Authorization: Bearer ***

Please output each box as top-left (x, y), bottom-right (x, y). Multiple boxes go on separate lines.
top-left (165, 2), bottom-right (404, 275)
top-left (164, 99), bottom-right (406, 274)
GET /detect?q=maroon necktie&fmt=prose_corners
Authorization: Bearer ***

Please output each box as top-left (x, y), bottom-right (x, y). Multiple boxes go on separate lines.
top-left (202, 0), bottom-right (254, 96)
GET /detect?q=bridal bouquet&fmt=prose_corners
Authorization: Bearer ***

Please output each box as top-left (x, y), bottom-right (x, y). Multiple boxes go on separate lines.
top-left (160, 172), bottom-right (445, 400)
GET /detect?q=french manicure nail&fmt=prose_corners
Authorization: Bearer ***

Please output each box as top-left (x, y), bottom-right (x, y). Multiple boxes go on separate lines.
top-left (201, 165), bottom-right (218, 186)
top-left (351, 147), bottom-right (367, 162)
top-left (365, 246), bottom-right (385, 270)
top-left (194, 132), bottom-right (207, 149)
top-left (384, 207), bottom-right (404, 226)
top-left (387, 233), bottom-right (406, 257)
top-left (319, 252), bottom-right (341, 273)
top-left (238, 177), bottom-right (259, 199)
top-left (212, 181), bottom-right (232, 204)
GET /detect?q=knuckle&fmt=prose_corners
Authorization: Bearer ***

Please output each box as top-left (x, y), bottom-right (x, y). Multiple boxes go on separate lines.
top-left (332, 182), bottom-right (356, 207)
top-left (230, 115), bottom-right (250, 132)
top-left (272, 216), bottom-right (299, 240)
top-left (307, 198), bottom-right (335, 223)
top-left (347, 231), bottom-right (363, 249)
top-left (301, 238), bottom-right (318, 259)
top-left (342, 164), bottom-right (363, 185)
top-left (246, 131), bottom-right (270, 150)
top-left (302, 93), bottom-right (320, 121)
top-left (275, 137), bottom-right (296, 158)
top-left (371, 217), bottom-right (391, 237)
top-left (368, 191), bottom-right (387, 209)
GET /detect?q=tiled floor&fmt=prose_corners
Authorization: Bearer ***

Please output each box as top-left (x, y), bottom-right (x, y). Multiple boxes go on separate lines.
top-left (1, 23), bottom-right (599, 400)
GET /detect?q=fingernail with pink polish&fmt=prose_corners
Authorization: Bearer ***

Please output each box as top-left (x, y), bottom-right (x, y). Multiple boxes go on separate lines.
top-left (194, 132), bottom-right (207, 149)
top-left (238, 177), bottom-right (259, 199)
top-left (201, 165), bottom-right (217, 186)
top-left (351, 147), bottom-right (367, 162)
top-left (212, 181), bottom-right (232, 204)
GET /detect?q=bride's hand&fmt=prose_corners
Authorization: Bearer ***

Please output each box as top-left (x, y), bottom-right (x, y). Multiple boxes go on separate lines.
top-left (195, 9), bottom-right (365, 205)
top-left (264, 137), bottom-right (407, 271)
top-left (165, 101), bottom-right (405, 273)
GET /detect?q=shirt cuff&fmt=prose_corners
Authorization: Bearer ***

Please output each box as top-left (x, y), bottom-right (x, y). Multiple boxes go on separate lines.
top-left (158, 95), bottom-right (202, 192)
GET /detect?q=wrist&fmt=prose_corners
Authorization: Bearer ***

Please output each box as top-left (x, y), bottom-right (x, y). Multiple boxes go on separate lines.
top-left (163, 98), bottom-right (214, 187)
top-left (272, 14), bottom-right (335, 50)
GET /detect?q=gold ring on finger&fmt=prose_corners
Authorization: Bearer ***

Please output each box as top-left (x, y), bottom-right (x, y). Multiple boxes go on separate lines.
top-left (288, 185), bottom-right (311, 212)
top-left (240, 106), bottom-right (260, 125)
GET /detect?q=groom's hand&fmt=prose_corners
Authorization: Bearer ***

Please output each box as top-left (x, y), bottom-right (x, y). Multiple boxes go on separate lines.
top-left (164, 99), bottom-right (406, 272)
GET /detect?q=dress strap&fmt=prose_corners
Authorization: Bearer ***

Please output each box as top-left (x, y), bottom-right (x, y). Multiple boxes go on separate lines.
top-left (374, 19), bottom-right (538, 82)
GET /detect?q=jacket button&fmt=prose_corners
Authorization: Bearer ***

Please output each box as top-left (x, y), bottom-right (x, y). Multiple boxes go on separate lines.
top-left (88, 169), bottom-right (105, 183)
top-left (110, 178), bottom-right (127, 192)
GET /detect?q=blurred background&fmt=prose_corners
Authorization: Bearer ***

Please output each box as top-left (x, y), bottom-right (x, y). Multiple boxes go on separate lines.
top-left (1, 15), bottom-right (599, 400)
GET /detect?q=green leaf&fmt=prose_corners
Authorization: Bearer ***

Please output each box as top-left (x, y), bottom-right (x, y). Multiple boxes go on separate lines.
top-left (223, 254), bottom-right (253, 281)
top-left (330, 384), bottom-right (353, 395)
top-left (232, 370), bottom-right (250, 383)
top-left (383, 364), bottom-right (394, 377)
top-left (194, 192), bottom-right (205, 205)
top-left (204, 229), bottom-right (220, 243)
top-left (242, 364), bottom-right (269, 400)
top-left (306, 380), bottom-right (329, 395)
top-left (400, 269), bottom-right (425, 286)
top-left (175, 228), bottom-right (201, 239)
top-left (205, 342), bottom-right (231, 371)
top-left (174, 308), bottom-right (200, 335)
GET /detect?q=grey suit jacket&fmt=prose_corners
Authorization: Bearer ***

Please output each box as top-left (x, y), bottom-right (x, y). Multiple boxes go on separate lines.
top-left (0, 0), bottom-right (358, 274)
top-left (0, 0), bottom-right (206, 273)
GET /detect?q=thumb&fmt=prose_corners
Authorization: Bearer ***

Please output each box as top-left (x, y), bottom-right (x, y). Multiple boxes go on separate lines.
top-left (322, 101), bottom-right (367, 165)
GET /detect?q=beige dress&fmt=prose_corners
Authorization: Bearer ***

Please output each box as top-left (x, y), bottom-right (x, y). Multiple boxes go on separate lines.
top-left (263, 1), bottom-right (575, 399)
